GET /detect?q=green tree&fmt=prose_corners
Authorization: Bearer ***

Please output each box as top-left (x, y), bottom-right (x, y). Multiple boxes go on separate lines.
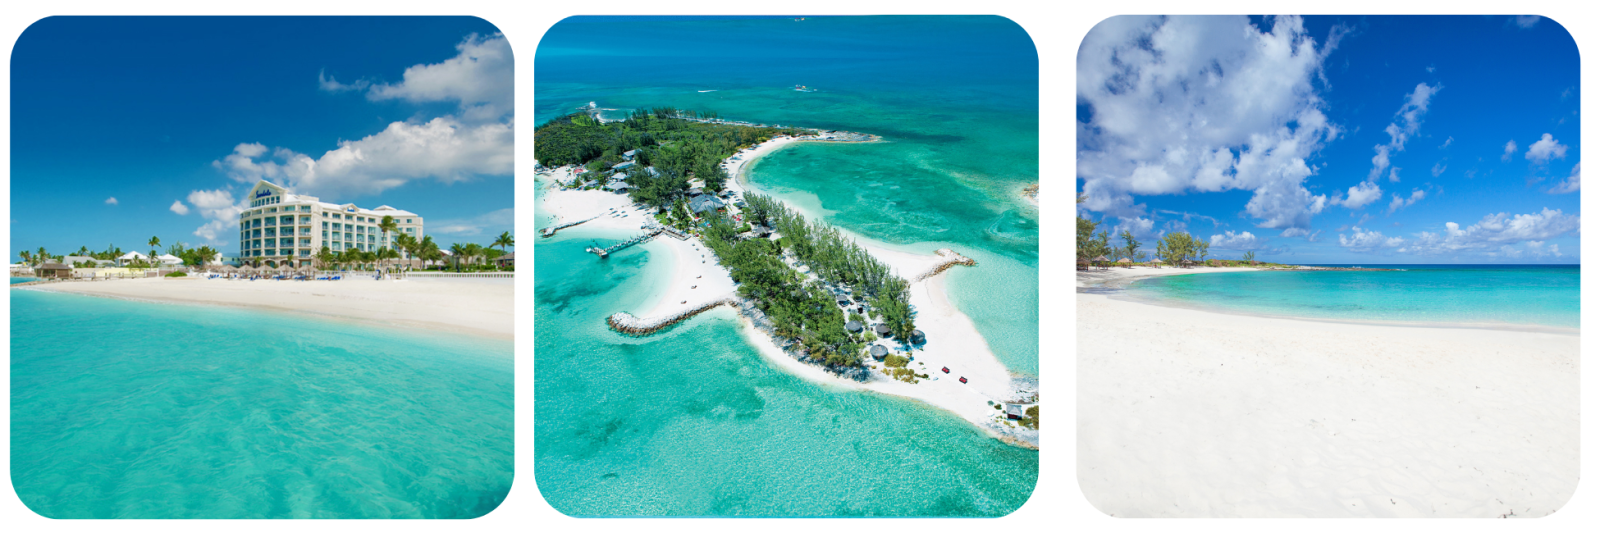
top-left (1120, 230), bottom-right (1140, 262)
top-left (1242, 250), bottom-right (1256, 264)
top-left (1076, 215), bottom-right (1099, 260)
top-left (147, 236), bottom-right (160, 266)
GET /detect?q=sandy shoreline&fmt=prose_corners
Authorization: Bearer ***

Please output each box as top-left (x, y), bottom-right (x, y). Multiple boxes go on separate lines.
top-left (536, 137), bottom-right (1037, 446)
top-left (1077, 266), bottom-right (1579, 517)
top-left (23, 277), bottom-right (514, 341)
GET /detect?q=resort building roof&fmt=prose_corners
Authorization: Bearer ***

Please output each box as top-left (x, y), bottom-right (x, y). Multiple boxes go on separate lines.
top-left (845, 320), bottom-right (864, 333)
top-left (688, 194), bottom-right (725, 214)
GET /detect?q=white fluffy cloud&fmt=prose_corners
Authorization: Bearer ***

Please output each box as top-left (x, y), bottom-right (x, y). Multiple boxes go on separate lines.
top-left (1502, 140), bottom-right (1517, 162)
top-left (1439, 136), bottom-right (1453, 149)
top-left (1076, 15), bottom-right (1341, 232)
top-left (1367, 83), bottom-right (1439, 182)
top-left (1524, 133), bottom-right (1568, 164)
top-left (364, 33), bottom-right (512, 122)
top-left (1339, 227), bottom-right (1405, 252)
top-left (1110, 216), bottom-right (1160, 241)
top-left (212, 116), bottom-right (513, 199)
top-left (185, 188), bottom-right (249, 244)
top-left (1431, 162), bottom-right (1447, 177)
top-left (104, 197), bottom-right (118, 205)
top-left (1401, 208), bottom-right (1580, 255)
top-left (1387, 189), bottom-right (1426, 214)
top-left (169, 200), bottom-right (190, 215)
top-left (1333, 180), bottom-right (1383, 209)
top-left (1209, 230), bottom-right (1269, 250)
top-left (1547, 162), bottom-right (1580, 194)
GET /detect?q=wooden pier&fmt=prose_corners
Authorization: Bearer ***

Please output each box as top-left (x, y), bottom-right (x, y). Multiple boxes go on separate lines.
top-left (586, 228), bottom-right (664, 258)
top-left (541, 215), bottom-right (599, 238)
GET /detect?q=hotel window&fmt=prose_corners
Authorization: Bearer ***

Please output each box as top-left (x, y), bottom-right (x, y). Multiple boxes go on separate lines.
top-left (300, 239), bottom-right (311, 246)
top-left (266, 249), bottom-right (275, 256)
top-left (265, 219), bottom-right (275, 226)
top-left (300, 228), bottom-right (310, 235)
top-left (281, 216), bottom-right (293, 224)
top-left (252, 230), bottom-right (261, 238)
top-left (322, 221), bottom-right (328, 229)
top-left (406, 219), bottom-right (412, 223)
top-left (252, 219), bottom-right (262, 228)
top-left (300, 206), bottom-right (310, 213)
top-left (321, 231), bottom-right (328, 239)
top-left (300, 250), bottom-right (310, 257)
top-left (299, 216), bottom-right (310, 225)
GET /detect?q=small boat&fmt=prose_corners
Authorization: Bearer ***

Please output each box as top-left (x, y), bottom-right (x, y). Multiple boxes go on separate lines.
top-left (958, 377), bottom-right (968, 384)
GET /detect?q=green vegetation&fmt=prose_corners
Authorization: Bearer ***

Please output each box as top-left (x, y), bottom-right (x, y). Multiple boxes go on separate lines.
top-left (742, 194), bottom-right (915, 340)
top-left (1020, 405), bottom-right (1039, 430)
top-left (1242, 250), bottom-right (1256, 263)
top-left (697, 195), bottom-right (916, 371)
top-left (1155, 231), bottom-right (1211, 267)
top-left (534, 108), bottom-right (809, 203)
top-left (164, 271), bottom-right (187, 277)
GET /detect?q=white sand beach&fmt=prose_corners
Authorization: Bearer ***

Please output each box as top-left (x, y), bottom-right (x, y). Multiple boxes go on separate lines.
top-left (26, 276), bottom-right (514, 340)
top-left (538, 149), bottom-right (1034, 445)
top-left (1077, 266), bottom-right (1579, 517)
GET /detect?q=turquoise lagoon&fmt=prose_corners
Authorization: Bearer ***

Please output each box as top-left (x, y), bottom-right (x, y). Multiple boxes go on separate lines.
top-left (1123, 265), bottom-right (1580, 331)
top-left (10, 289), bottom-right (513, 518)
top-left (535, 16), bottom-right (1039, 516)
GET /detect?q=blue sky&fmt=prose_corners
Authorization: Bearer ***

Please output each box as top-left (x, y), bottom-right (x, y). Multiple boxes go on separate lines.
top-left (1077, 15), bottom-right (1580, 264)
top-left (9, 17), bottom-right (514, 261)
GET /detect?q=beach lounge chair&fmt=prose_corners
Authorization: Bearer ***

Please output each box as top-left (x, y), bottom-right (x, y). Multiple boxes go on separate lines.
top-left (942, 367), bottom-right (949, 374)
top-left (959, 377), bottom-right (968, 384)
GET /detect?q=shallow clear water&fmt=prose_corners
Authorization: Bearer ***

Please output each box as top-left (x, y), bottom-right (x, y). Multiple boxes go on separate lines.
top-left (11, 276), bottom-right (39, 284)
top-left (10, 289), bottom-right (513, 518)
top-left (533, 237), bottom-right (1037, 517)
top-left (1125, 265), bottom-right (1580, 330)
top-left (534, 16), bottom-right (1040, 517)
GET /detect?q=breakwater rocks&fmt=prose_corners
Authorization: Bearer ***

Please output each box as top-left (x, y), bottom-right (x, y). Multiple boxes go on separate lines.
top-left (607, 297), bottom-right (740, 335)
top-left (910, 249), bottom-right (977, 282)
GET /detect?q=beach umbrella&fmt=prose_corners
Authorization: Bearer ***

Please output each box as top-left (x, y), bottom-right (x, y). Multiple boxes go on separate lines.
top-left (1117, 258), bottom-right (1132, 268)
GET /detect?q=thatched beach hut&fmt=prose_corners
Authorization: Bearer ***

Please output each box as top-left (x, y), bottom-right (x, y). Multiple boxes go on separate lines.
top-left (845, 320), bottom-right (864, 334)
top-left (869, 345), bottom-right (888, 360)
top-left (1077, 258), bottom-right (1090, 271)
top-left (874, 323), bottom-right (891, 337)
top-left (1117, 257), bottom-right (1133, 268)
top-left (1093, 255), bottom-right (1110, 271)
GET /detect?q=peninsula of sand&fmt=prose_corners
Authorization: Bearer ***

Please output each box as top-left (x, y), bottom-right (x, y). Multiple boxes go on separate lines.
top-left (1077, 266), bottom-right (1577, 517)
top-left (537, 135), bottom-right (1038, 448)
top-left (22, 277), bottom-right (513, 341)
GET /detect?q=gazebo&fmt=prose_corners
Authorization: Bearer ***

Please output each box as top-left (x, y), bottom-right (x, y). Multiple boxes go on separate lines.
top-left (1180, 259), bottom-right (1194, 269)
top-left (1117, 257), bottom-right (1133, 268)
top-left (1148, 259), bottom-right (1164, 269)
top-left (869, 345), bottom-right (889, 360)
top-left (845, 320), bottom-right (864, 334)
top-left (1093, 255), bottom-right (1110, 271)
top-left (1077, 258), bottom-right (1090, 271)
top-left (35, 262), bottom-right (72, 279)
top-left (874, 323), bottom-right (891, 337)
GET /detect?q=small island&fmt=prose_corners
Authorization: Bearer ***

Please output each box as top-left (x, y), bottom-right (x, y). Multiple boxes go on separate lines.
top-left (536, 107), bottom-right (1039, 446)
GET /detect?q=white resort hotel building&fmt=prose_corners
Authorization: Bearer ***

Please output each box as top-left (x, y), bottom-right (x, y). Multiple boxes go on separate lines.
top-left (238, 179), bottom-right (423, 268)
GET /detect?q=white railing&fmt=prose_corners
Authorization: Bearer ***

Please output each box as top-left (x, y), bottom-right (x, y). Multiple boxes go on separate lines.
top-left (403, 271), bottom-right (514, 279)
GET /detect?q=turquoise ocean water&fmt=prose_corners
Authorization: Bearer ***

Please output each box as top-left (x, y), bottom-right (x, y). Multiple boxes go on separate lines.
top-left (10, 289), bottom-right (513, 518)
top-left (535, 16), bottom-right (1039, 516)
top-left (11, 276), bottom-right (38, 284)
top-left (1122, 265), bottom-right (1580, 331)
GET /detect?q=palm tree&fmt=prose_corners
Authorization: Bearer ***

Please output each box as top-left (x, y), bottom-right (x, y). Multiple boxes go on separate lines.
top-left (19, 250), bottom-right (32, 266)
top-left (418, 235), bottom-right (439, 269)
top-left (76, 245), bottom-right (89, 256)
top-left (148, 236), bottom-right (160, 266)
top-left (393, 233), bottom-right (417, 274)
top-left (464, 243), bottom-right (484, 270)
top-left (493, 231), bottom-right (514, 255)
top-left (449, 243), bottom-right (467, 272)
top-left (36, 247), bottom-right (49, 266)
top-left (378, 215), bottom-right (398, 259)
top-left (316, 246), bottom-right (333, 271)
top-left (492, 232), bottom-right (513, 270)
